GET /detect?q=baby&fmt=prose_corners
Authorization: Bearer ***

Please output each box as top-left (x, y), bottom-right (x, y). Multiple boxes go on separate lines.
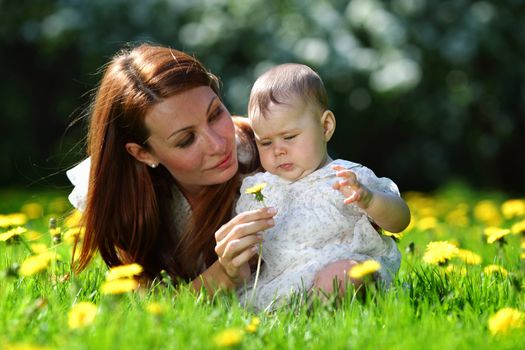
top-left (236, 63), bottom-right (410, 310)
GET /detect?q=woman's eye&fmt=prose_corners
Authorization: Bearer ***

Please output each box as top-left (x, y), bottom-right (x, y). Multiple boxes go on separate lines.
top-left (209, 107), bottom-right (223, 122)
top-left (177, 133), bottom-right (195, 148)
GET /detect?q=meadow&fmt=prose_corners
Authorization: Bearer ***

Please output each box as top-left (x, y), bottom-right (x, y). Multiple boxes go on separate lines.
top-left (1, 184), bottom-right (524, 350)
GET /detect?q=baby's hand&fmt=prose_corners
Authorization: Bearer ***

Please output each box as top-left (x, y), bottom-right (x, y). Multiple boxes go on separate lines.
top-left (331, 165), bottom-right (373, 209)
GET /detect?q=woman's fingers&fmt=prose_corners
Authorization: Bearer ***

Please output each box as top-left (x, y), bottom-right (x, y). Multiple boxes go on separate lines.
top-left (215, 207), bottom-right (276, 242)
top-left (230, 244), bottom-right (259, 269)
top-left (216, 229), bottom-right (263, 258)
top-left (214, 207), bottom-right (276, 281)
top-left (216, 233), bottom-right (262, 279)
top-left (215, 219), bottom-right (271, 256)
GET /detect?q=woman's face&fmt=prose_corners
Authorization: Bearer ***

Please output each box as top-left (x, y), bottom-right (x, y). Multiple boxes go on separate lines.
top-left (143, 86), bottom-right (238, 198)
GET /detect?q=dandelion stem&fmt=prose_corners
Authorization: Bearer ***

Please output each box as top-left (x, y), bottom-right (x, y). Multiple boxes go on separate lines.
top-left (250, 243), bottom-right (263, 305)
top-left (250, 198), bottom-right (267, 306)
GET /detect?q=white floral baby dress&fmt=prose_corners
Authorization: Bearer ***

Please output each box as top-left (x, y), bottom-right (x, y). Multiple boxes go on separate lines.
top-left (236, 159), bottom-right (402, 311)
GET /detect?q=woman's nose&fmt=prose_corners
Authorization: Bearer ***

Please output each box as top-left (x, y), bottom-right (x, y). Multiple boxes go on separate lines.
top-left (205, 127), bottom-right (226, 154)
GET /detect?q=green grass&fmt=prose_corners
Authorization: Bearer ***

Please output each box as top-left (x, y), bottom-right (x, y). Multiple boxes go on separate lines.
top-left (1, 184), bottom-right (524, 349)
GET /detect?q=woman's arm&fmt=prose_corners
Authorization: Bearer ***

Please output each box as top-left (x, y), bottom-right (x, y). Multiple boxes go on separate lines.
top-left (191, 207), bottom-right (276, 294)
top-left (191, 259), bottom-right (237, 291)
top-left (332, 165), bottom-right (410, 233)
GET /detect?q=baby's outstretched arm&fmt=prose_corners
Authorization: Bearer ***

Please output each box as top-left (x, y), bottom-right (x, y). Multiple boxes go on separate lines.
top-left (332, 165), bottom-right (410, 233)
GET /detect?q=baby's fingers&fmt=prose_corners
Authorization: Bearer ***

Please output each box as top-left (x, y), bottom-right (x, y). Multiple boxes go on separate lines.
top-left (332, 165), bottom-right (358, 181)
top-left (343, 192), bottom-right (361, 204)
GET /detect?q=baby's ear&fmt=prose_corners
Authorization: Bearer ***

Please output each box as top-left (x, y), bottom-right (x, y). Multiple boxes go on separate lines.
top-left (321, 110), bottom-right (336, 142)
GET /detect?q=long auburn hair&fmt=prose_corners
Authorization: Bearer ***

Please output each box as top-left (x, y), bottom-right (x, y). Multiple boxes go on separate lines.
top-left (74, 44), bottom-right (259, 282)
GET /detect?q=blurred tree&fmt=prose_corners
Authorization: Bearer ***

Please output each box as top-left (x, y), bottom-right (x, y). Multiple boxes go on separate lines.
top-left (0, 0), bottom-right (524, 193)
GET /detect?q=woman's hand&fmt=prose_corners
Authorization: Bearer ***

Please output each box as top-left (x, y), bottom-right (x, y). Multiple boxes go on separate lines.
top-left (214, 207), bottom-right (276, 285)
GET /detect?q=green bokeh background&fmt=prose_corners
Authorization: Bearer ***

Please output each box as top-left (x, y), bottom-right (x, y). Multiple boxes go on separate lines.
top-left (1, 0), bottom-right (524, 194)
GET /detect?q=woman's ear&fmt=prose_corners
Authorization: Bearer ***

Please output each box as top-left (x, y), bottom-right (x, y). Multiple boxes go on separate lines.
top-left (321, 110), bottom-right (336, 142)
top-left (125, 142), bottom-right (159, 167)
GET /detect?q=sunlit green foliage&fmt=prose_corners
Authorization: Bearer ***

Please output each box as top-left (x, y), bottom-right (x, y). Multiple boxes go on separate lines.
top-left (1, 186), bottom-right (524, 349)
top-left (1, 0), bottom-right (524, 192)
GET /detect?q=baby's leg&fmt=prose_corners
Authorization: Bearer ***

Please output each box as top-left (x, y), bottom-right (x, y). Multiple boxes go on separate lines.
top-left (312, 260), bottom-right (364, 297)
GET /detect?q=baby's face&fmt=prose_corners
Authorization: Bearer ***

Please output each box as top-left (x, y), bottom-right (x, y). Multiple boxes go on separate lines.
top-left (251, 96), bottom-right (328, 181)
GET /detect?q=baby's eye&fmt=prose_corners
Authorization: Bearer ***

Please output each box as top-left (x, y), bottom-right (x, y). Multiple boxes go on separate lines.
top-left (259, 140), bottom-right (272, 147)
top-left (284, 135), bottom-right (297, 140)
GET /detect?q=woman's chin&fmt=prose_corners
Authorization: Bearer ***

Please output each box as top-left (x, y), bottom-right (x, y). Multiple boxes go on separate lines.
top-left (212, 160), bottom-right (239, 184)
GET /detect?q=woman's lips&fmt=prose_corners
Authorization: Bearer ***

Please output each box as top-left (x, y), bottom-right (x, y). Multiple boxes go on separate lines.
top-left (212, 151), bottom-right (233, 170)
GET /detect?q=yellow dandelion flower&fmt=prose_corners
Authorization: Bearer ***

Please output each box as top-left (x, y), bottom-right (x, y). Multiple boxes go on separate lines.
top-left (19, 253), bottom-right (54, 276)
top-left (63, 227), bottom-right (85, 244)
top-left (484, 227), bottom-right (511, 244)
top-left (64, 209), bottom-right (82, 228)
top-left (456, 249), bottom-right (482, 265)
top-left (521, 253), bottom-right (525, 260)
top-left (511, 220), bottom-right (525, 235)
top-left (0, 226), bottom-right (27, 242)
top-left (446, 204), bottom-right (470, 227)
top-left (245, 182), bottom-right (267, 203)
top-left (21, 202), bottom-right (44, 220)
top-left (501, 199), bottom-right (525, 219)
top-left (245, 182), bottom-right (267, 194)
top-left (483, 264), bottom-right (508, 276)
top-left (68, 302), bottom-right (98, 329)
top-left (146, 302), bottom-right (165, 315)
top-left (49, 227), bottom-right (61, 239)
top-left (24, 230), bottom-right (42, 241)
top-left (6, 213), bottom-right (28, 227)
top-left (48, 197), bottom-right (70, 214)
top-left (106, 263), bottom-right (143, 281)
top-left (423, 241), bottom-right (459, 265)
top-left (101, 278), bottom-right (139, 294)
top-left (0, 214), bottom-right (10, 228)
top-left (417, 205), bottom-right (437, 218)
top-left (488, 308), bottom-right (524, 335)
top-left (349, 260), bottom-right (381, 279)
top-left (72, 246), bottom-right (82, 262)
top-left (474, 200), bottom-right (501, 226)
top-left (416, 216), bottom-right (437, 231)
top-left (245, 317), bottom-right (260, 333)
top-left (403, 216), bottom-right (416, 232)
top-left (4, 343), bottom-right (52, 350)
top-left (448, 239), bottom-right (460, 247)
top-left (213, 328), bottom-right (244, 347)
top-left (30, 243), bottom-right (49, 255)
top-left (445, 264), bottom-right (467, 276)
top-left (383, 230), bottom-right (402, 240)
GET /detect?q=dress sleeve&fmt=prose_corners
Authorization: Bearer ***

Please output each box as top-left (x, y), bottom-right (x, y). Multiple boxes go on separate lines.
top-left (66, 157), bottom-right (91, 211)
top-left (352, 164), bottom-right (401, 197)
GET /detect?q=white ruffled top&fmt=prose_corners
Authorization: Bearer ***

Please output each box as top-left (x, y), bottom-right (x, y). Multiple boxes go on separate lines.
top-left (235, 159), bottom-right (402, 311)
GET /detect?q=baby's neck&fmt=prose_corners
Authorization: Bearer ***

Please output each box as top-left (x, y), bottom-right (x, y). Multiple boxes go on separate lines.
top-left (320, 154), bottom-right (333, 168)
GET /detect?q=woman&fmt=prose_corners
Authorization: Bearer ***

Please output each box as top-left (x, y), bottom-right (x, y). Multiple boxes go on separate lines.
top-left (69, 43), bottom-right (276, 292)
